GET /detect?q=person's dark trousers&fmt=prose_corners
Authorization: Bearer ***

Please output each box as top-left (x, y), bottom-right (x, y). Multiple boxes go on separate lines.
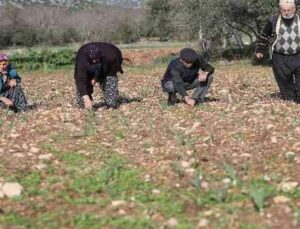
top-left (162, 74), bottom-right (214, 103)
top-left (272, 53), bottom-right (300, 102)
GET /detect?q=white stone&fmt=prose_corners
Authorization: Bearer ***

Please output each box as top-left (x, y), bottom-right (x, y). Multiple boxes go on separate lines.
top-left (180, 161), bottom-right (191, 168)
top-left (240, 153), bottom-right (251, 158)
top-left (185, 168), bottom-right (196, 176)
top-left (144, 174), bottom-right (151, 182)
top-left (222, 178), bottom-right (231, 184)
top-left (273, 196), bottom-right (290, 204)
top-left (186, 150), bottom-right (193, 155)
top-left (35, 163), bottom-right (47, 170)
top-left (118, 209), bottom-right (127, 215)
top-left (165, 218), bottom-right (178, 228)
top-left (279, 182), bottom-right (298, 192)
top-left (201, 181), bottom-right (209, 189)
top-left (111, 200), bottom-right (127, 207)
top-left (10, 133), bottom-right (20, 138)
top-left (197, 218), bottom-right (209, 228)
top-left (270, 136), bottom-right (278, 144)
top-left (152, 189), bottom-right (160, 195)
top-left (38, 154), bottom-right (53, 160)
top-left (2, 182), bottom-right (23, 198)
top-left (0, 190), bottom-right (4, 198)
top-left (30, 147), bottom-right (40, 153)
top-left (22, 143), bottom-right (29, 149)
top-left (263, 175), bottom-right (271, 182)
top-left (203, 210), bottom-right (213, 216)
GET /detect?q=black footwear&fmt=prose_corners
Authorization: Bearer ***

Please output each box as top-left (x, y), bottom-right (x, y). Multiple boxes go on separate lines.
top-left (167, 93), bottom-right (179, 106)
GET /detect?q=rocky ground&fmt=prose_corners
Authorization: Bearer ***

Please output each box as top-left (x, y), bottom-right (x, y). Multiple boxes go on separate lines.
top-left (0, 47), bottom-right (300, 228)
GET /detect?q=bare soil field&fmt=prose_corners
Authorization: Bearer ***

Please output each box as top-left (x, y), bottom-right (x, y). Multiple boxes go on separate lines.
top-left (0, 47), bottom-right (299, 229)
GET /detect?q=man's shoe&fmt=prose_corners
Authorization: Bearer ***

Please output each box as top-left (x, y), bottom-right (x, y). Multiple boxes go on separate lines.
top-left (194, 98), bottom-right (203, 106)
top-left (167, 93), bottom-right (179, 106)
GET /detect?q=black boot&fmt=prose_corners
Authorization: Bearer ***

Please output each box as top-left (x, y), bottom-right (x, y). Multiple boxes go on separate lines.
top-left (167, 93), bottom-right (179, 106)
top-left (296, 91), bottom-right (300, 104)
top-left (194, 98), bottom-right (203, 106)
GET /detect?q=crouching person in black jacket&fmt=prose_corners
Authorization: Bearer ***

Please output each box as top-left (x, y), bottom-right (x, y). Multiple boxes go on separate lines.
top-left (74, 42), bottom-right (123, 110)
top-left (161, 48), bottom-right (215, 107)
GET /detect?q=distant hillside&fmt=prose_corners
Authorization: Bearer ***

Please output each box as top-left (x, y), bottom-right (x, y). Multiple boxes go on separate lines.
top-left (102, 0), bottom-right (143, 8)
top-left (0, 0), bottom-right (144, 8)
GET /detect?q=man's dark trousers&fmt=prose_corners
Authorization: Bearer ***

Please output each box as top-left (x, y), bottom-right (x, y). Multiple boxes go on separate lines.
top-left (162, 75), bottom-right (214, 102)
top-left (272, 53), bottom-right (300, 101)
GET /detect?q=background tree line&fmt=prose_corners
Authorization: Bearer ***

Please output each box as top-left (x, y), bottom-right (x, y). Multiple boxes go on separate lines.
top-left (0, 0), bottom-right (279, 56)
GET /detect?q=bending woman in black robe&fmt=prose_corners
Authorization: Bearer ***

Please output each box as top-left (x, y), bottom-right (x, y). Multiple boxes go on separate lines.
top-left (74, 42), bottom-right (123, 109)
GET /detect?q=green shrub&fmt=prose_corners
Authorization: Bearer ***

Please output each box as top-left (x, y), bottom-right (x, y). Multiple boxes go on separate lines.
top-left (10, 48), bottom-right (76, 71)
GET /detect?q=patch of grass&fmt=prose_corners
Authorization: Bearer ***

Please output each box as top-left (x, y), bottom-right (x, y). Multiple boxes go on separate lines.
top-left (68, 155), bottom-right (150, 198)
top-left (240, 223), bottom-right (265, 229)
top-left (32, 212), bottom-right (61, 229)
top-left (10, 48), bottom-right (75, 72)
top-left (147, 191), bottom-right (185, 217)
top-left (71, 214), bottom-right (154, 229)
top-left (196, 188), bottom-right (229, 206)
top-left (117, 112), bottom-right (129, 127)
top-left (231, 132), bottom-right (245, 142)
top-left (0, 212), bottom-right (31, 228)
top-left (294, 207), bottom-right (300, 225)
top-left (0, 117), bottom-right (4, 127)
top-left (174, 130), bottom-right (186, 146)
top-left (83, 110), bottom-right (97, 136)
top-left (50, 132), bottom-right (72, 143)
top-left (113, 130), bottom-right (126, 140)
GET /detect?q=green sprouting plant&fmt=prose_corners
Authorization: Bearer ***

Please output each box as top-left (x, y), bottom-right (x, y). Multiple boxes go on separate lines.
top-left (250, 188), bottom-right (270, 213)
top-left (192, 168), bottom-right (203, 190)
top-left (117, 112), bottom-right (129, 127)
top-left (84, 110), bottom-right (97, 136)
top-left (231, 132), bottom-right (245, 142)
top-left (249, 179), bottom-right (276, 213)
top-left (170, 161), bottom-right (185, 178)
top-left (209, 188), bottom-right (228, 203)
top-left (223, 162), bottom-right (240, 186)
top-left (240, 223), bottom-right (265, 229)
top-left (196, 188), bottom-right (229, 206)
top-left (174, 130), bottom-right (186, 146)
top-left (295, 207), bottom-right (300, 225)
top-left (285, 151), bottom-right (295, 163)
